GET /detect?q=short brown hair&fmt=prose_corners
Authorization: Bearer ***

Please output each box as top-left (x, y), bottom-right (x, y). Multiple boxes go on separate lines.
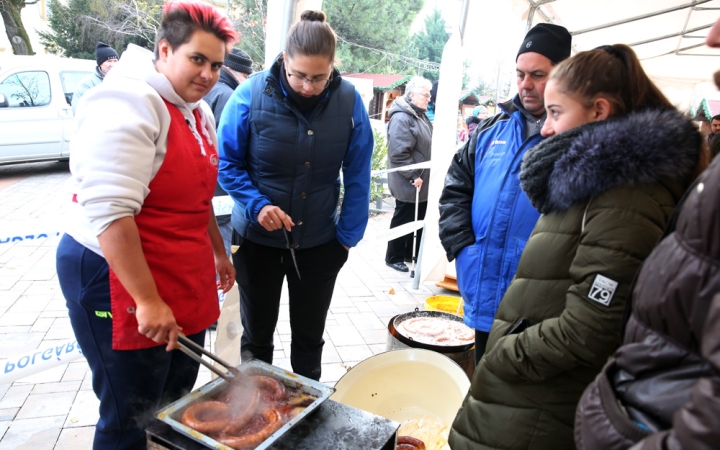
top-left (285, 10), bottom-right (337, 63)
top-left (549, 44), bottom-right (673, 117)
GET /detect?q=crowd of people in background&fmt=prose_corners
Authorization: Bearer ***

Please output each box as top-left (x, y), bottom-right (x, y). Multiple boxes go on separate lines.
top-left (57, 2), bottom-right (720, 448)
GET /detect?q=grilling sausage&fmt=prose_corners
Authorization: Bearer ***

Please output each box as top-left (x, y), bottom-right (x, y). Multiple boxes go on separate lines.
top-left (220, 389), bottom-right (262, 436)
top-left (218, 407), bottom-right (283, 449)
top-left (180, 401), bottom-right (232, 435)
top-left (254, 375), bottom-right (287, 401)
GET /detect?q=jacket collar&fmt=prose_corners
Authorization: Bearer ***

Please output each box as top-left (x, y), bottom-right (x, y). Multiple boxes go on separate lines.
top-left (389, 95), bottom-right (424, 120)
top-left (499, 95), bottom-right (546, 126)
top-left (217, 68), bottom-right (239, 91)
top-left (520, 108), bottom-right (702, 214)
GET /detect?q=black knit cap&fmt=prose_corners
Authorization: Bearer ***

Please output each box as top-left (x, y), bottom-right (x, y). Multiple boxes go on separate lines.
top-left (516, 23), bottom-right (572, 64)
top-left (224, 48), bottom-right (253, 75)
top-left (95, 42), bottom-right (119, 67)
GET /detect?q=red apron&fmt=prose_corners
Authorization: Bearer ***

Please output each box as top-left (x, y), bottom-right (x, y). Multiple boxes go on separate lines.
top-left (109, 100), bottom-right (219, 350)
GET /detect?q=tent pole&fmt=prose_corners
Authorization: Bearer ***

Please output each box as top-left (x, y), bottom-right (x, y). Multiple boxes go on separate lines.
top-left (459, 0), bottom-right (470, 43)
top-left (571, 0), bottom-right (713, 36)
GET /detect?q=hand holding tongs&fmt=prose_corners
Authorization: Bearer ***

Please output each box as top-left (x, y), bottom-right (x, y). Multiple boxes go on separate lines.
top-left (176, 333), bottom-right (248, 386)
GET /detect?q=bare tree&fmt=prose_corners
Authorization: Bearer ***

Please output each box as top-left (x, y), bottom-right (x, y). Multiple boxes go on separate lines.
top-left (83, 0), bottom-right (161, 47)
top-left (0, 0), bottom-right (34, 55)
top-left (228, 0), bottom-right (266, 71)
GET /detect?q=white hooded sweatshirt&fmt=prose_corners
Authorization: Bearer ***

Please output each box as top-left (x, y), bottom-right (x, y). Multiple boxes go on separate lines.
top-left (66, 44), bottom-right (218, 256)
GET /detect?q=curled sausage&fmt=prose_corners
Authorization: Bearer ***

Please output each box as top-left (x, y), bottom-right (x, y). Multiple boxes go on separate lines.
top-left (221, 390), bottom-right (261, 436)
top-left (397, 445), bottom-right (416, 450)
top-left (397, 435), bottom-right (426, 449)
top-left (218, 408), bottom-right (283, 449)
top-left (180, 401), bottom-right (232, 435)
top-left (253, 375), bottom-right (287, 401)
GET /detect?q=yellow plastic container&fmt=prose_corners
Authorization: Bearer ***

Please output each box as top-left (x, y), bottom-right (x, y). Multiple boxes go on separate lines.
top-left (424, 295), bottom-right (464, 317)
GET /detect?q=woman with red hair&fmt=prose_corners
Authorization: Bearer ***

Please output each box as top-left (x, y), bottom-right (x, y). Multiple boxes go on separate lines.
top-left (56, 2), bottom-right (237, 448)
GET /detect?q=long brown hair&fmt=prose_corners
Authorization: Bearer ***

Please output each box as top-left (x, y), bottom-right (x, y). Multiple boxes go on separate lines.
top-left (549, 44), bottom-right (673, 117)
top-left (285, 10), bottom-right (337, 62)
top-left (551, 44), bottom-right (710, 175)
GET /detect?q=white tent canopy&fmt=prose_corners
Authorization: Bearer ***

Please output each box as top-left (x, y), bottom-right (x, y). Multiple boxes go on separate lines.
top-left (524, 0), bottom-right (720, 110)
top-left (417, 0), bottom-right (720, 290)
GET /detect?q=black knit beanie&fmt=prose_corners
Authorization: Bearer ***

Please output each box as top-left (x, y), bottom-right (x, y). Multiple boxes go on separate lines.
top-left (95, 42), bottom-right (119, 67)
top-left (516, 23), bottom-right (572, 64)
top-left (224, 48), bottom-right (253, 75)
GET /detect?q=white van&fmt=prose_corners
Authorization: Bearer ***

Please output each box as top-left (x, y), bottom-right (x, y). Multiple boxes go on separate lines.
top-left (0, 55), bottom-right (95, 165)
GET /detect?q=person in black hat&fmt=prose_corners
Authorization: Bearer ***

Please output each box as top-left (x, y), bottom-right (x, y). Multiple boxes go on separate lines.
top-left (205, 48), bottom-right (253, 127)
top-left (204, 47), bottom-right (254, 264)
top-left (71, 41), bottom-right (119, 115)
top-left (440, 21), bottom-right (571, 366)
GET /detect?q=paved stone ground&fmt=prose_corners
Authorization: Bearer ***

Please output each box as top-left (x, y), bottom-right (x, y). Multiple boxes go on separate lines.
top-left (0, 161), bottom-right (450, 449)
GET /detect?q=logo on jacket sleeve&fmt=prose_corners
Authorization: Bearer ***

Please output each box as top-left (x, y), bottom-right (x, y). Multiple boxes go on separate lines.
top-left (588, 274), bottom-right (618, 306)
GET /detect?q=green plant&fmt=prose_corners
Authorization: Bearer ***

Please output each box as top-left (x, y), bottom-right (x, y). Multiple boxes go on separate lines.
top-left (371, 129), bottom-right (388, 202)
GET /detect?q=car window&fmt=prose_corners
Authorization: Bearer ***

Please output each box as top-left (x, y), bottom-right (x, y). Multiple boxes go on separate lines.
top-left (60, 71), bottom-right (91, 106)
top-left (0, 71), bottom-right (51, 108)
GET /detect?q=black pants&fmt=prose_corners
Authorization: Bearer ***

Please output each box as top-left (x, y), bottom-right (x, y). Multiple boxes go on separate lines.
top-left (474, 330), bottom-right (490, 365)
top-left (232, 237), bottom-right (348, 381)
top-left (386, 200), bottom-right (428, 264)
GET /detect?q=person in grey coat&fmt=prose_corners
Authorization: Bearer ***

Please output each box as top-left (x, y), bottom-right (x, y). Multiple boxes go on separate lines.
top-left (71, 42), bottom-right (118, 115)
top-left (385, 76), bottom-right (433, 272)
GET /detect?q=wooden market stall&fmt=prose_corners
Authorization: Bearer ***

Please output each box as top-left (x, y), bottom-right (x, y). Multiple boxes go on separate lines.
top-left (342, 73), bottom-right (412, 122)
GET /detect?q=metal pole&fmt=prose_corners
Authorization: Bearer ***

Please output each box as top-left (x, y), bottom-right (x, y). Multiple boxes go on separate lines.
top-left (459, 0), bottom-right (470, 43)
top-left (410, 185), bottom-right (420, 278)
top-left (571, 0), bottom-right (712, 36)
top-left (264, 0), bottom-right (297, 68)
top-left (526, 6), bottom-right (536, 33)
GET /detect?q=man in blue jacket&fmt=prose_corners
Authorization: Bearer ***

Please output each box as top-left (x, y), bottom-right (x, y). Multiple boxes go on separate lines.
top-left (439, 23), bottom-right (571, 363)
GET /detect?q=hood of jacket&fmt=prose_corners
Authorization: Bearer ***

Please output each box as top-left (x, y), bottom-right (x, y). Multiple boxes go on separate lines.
top-left (95, 66), bottom-right (105, 80)
top-left (108, 44), bottom-right (215, 155)
top-left (388, 95), bottom-right (425, 120)
top-left (520, 108), bottom-right (702, 214)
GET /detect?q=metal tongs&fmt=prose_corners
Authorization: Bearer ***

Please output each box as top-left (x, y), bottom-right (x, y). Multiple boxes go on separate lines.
top-left (176, 333), bottom-right (248, 386)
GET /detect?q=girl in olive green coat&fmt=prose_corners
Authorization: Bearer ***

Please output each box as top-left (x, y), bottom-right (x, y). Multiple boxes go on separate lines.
top-left (449, 45), bottom-right (708, 450)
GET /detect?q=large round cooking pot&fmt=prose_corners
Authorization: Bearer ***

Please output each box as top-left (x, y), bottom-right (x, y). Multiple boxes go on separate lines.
top-left (331, 348), bottom-right (470, 426)
top-left (388, 309), bottom-right (475, 379)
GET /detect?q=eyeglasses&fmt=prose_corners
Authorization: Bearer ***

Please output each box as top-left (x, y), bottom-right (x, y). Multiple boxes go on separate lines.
top-left (285, 70), bottom-right (332, 89)
top-left (416, 92), bottom-right (431, 99)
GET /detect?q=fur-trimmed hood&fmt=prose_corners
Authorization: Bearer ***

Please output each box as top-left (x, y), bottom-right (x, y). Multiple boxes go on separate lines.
top-left (520, 108), bottom-right (703, 214)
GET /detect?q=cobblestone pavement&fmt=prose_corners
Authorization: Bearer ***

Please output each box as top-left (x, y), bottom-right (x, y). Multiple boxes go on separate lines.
top-left (0, 161), bottom-right (449, 449)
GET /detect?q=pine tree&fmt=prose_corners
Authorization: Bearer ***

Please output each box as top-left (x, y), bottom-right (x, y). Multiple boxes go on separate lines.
top-left (324, 0), bottom-right (424, 74)
top-left (406, 9), bottom-right (449, 81)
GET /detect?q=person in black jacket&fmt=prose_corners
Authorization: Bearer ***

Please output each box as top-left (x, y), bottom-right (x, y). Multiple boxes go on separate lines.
top-left (204, 48), bottom-right (253, 127)
top-left (204, 48), bottom-right (253, 258)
